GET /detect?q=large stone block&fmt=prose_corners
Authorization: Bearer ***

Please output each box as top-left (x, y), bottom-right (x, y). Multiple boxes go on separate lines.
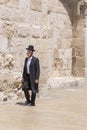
top-left (48, 12), bottom-right (56, 25)
top-left (47, 77), bottom-right (86, 88)
top-left (0, 0), bottom-right (9, 4)
top-left (48, 0), bottom-right (68, 14)
top-left (42, 0), bottom-right (47, 13)
top-left (0, 54), bottom-right (3, 68)
top-left (85, 68), bottom-right (87, 78)
top-left (0, 35), bottom-right (8, 53)
top-left (29, 11), bottom-right (42, 26)
top-left (55, 14), bottom-right (71, 28)
top-left (12, 53), bottom-right (24, 70)
top-left (35, 12), bottom-right (42, 26)
top-left (3, 21), bottom-right (17, 37)
top-left (7, 0), bottom-right (19, 8)
top-left (0, 7), bottom-right (26, 22)
top-left (40, 54), bottom-right (48, 68)
top-left (65, 70), bottom-right (72, 76)
top-left (85, 27), bottom-right (87, 59)
top-left (61, 28), bottom-right (72, 39)
top-left (42, 27), bottom-right (53, 39)
top-left (19, 0), bottom-right (30, 9)
top-left (64, 48), bottom-right (72, 59)
top-left (61, 39), bottom-right (72, 49)
top-left (17, 24), bottom-right (30, 38)
top-left (29, 11), bottom-right (36, 25)
top-left (53, 58), bottom-right (63, 70)
top-left (72, 46), bottom-right (85, 57)
top-left (0, 20), bottom-right (3, 34)
top-left (38, 39), bottom-right (48, 53)
top-left (63, 58), bottom-right (72, 70)
top-left (72, 57), bottom-right (85, 76)
top-left (31, 25), bottom-right (42, 38)
top-left (0, 7), bottom-right (11, 21)
top-left (72, 37), bottom-right (85, 45)
top-left (4, 54), bottom-right (14, 70)
top-left (58, 48), bottom-right (72, 59)
top-left (10, 9), bottom-right (26, 22)
top-left (10, 37), bottom-right (29, 53)
top-left (72, 38), bottom-right (85, 57)
top-left (30, 0), bottom-right (42, 12)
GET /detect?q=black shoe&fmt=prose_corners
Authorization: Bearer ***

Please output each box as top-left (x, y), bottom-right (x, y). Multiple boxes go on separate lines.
top-left (31, 102), bottom-right (35, 106)
top-left (24, 100), bottom-right (31, 105)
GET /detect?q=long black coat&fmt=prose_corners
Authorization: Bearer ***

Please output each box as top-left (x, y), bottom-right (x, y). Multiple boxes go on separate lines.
top-left (22, 56), bottom-right (40, 94)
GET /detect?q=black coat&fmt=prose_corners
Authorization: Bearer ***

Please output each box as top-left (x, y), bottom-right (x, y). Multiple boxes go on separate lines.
top-left (22, 56), bottom-right (40, 94)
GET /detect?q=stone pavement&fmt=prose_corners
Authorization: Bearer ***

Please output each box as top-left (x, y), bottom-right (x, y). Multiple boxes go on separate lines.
top-left (0, 88), bottom-right (87, 130)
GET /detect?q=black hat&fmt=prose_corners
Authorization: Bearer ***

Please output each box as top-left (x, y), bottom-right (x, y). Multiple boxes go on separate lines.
top-left (26, 45), bottom-right (35, 51)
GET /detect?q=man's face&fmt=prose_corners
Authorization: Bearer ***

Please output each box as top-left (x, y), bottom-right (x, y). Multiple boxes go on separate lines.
top-left (27, 50), bottom-right (33, 57)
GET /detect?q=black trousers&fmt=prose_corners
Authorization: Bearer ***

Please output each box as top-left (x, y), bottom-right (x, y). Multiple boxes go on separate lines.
top-left (24, 90), bottom-right (36, 104)
top-left (24, 74), bottom-right (36, 104)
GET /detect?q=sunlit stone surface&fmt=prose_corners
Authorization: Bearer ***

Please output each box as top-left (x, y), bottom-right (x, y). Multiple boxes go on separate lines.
top-left (0, 88), bottom-right (87, 130)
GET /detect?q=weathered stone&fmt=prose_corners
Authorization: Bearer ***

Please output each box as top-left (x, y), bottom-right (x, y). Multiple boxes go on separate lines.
top-left (0, 0), bottom-right (9, 4)
top-left (17, 24), bottom-right (30, 37)
top-left (7, 0), bottom-right (19, 8)
top-left (3, 96), bottom-right (8, 102)
top-left (0, 54), bottom-right (3, 68)
top-left (30, 0), bottom-right (42, 12)
top-left (35, 12), bottom-right (42, 26)
top-left (47, 77), bottom-right (86, 88)
top-left (38, 39), bottom-right (48, 53)
top-left (42, 27), bottom-right (53, 39)
top-left (48, 0), bottom-right (68, 14)
top-left (4, 54), bottom-right (14, 69)
top-left (0, 7), bottom-right (11, 21)
top-left (10, 37), bottom-right (28, 53)
top-left (72, 57), bottom-right (85, 76)
top-left (0, 35), bottom-right (8, 52)
top-left (19, 0), bottom-right (30, 10)
top-left (0, 20), bottom-right (3, 34)
top-left (63, 58), bottom-right (72, 70)
top-left (16, 90), bottom-right (24, 99)
top-left (58, 48), bottom-right (72, 59)
top-left (3, 21), bottom-right (17, 37)
top-left (31, 25), bottom-right (41, 38)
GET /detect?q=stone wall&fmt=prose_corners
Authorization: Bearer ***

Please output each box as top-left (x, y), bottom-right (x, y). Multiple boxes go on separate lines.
top-left (85, 15), bottom-right (87, 79)
top-left (0, 0), bottom-right (86, 93)
top-left (71, 0), bottom-right (86, 77)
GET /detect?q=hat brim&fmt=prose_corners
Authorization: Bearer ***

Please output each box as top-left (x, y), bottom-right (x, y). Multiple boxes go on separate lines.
top-left (26, 48), bottom-right (35, 51)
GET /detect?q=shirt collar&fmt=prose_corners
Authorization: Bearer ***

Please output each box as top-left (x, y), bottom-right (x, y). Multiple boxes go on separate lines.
top-left (28, 56), bottom-right (32, 60)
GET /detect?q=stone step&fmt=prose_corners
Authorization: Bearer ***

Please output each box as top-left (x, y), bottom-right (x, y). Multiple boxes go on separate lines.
top-left (47, 77), bottom-right (86, 88)
top-left (38, 77), bottom-right (86, 98)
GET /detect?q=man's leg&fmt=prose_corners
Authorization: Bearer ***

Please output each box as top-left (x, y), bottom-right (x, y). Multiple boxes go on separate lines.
top-left (24, 89), bottom-right (31, 104)
top-left (31, 92), bottom-right (36, 106)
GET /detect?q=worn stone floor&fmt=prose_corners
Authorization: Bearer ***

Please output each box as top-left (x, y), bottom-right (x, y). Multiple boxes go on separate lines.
top-left (0, 88), bottom-right (87, 130)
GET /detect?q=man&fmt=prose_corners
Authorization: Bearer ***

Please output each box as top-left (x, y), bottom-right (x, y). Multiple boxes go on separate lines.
top-left (22, 45), bottom-right (40, 106)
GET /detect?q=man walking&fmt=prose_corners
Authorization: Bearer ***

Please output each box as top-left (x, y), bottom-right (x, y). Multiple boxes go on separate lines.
top-left (22, 45), bottom-right (40, 106)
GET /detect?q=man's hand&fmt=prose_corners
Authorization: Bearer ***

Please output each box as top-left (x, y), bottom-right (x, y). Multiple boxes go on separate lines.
top-left (35, 80), bottom-right (39, 84)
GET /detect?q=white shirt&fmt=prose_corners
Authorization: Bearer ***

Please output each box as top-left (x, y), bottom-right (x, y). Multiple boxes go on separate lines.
top-left (27, 57), bottom-right (32, 74)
